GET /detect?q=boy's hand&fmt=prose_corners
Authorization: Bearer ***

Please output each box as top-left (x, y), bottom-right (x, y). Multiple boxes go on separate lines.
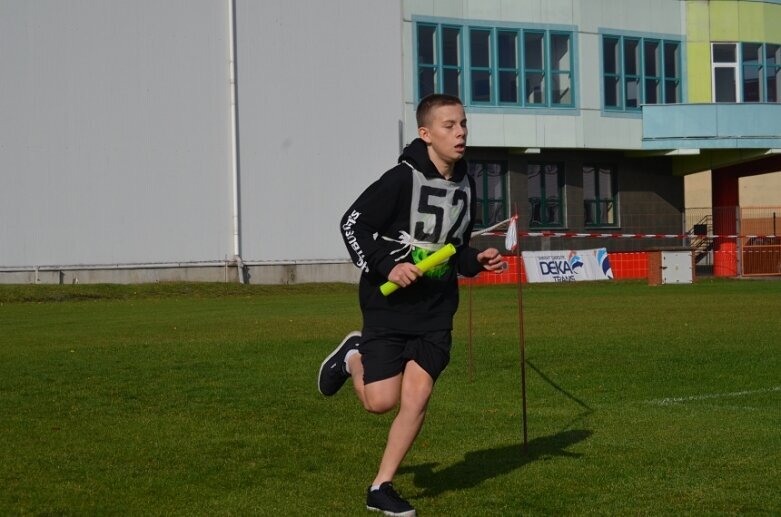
top-left (388, 262), bottom-right (423, 288)
top-left (477, 248), bottom-right (504, 271)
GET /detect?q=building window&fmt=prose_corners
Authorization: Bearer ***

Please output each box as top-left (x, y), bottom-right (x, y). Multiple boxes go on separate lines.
top-left (713, 43), bottom-right (738, 102)
top-left (766, 44), bottom-right (781, 102)
top-left (743, 43), bottom-right (764, 102)
top-left (524, 31), bottom-right (546, 105)
top-left (604, 37), bottom-right (621, 107)
top-left (470, 29), bottom-right (493, 103)
top-left (741, 42), bottom-right (781, 103)
top-left (417, 24), bottom-right (463, 99)
top-left (712, 42), bottom-right (781, 103)
top-left (468, 161), bottom-right (507, 228)
top-left (624, 38), bottom-right (641, 109)
top-left (664, 41), bottom-right (682, 103)
top-left (416, 21), bottom-right (574, 108)
top-left (602, 34), bottom-right (681, 110)
top-left (528, 163), bottom-right (564, 227)
top-left (583, 165), bottom-right (617, 227)
top-left (644, 40), bottom-right (661, 104)
top-left (551, 32), bottom-right (573, 105)
top-left (498, 30), bottom-right (519, 104)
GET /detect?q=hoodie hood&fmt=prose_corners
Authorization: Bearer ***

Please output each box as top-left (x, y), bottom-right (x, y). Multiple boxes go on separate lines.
top-left (398, 138), bottom-right (468, 182)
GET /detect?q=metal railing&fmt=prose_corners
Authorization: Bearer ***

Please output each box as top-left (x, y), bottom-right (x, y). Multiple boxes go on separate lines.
top-left (740, 207), bottom-right (781, 276)
top-left (684, 206), bottom-right (781, 276)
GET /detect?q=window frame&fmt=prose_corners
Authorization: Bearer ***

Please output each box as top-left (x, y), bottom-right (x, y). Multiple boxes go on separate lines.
top-left (469, 28), bottom-right (494, 105)
top-left (643, 39), bottom-right (662, 105)
top-left (623, 37), bottom-right (641, 110)
top-left (415, 20), bottom-right (575, 109)
top-left (523, 30), bottom-right (547, 106)
top-left (712, 42), bottom-right (740, 103)
top-left (663, 41), bottom-right (682, 104)
top-left (602, 33), bottom-right (682, 111)
top-left (603, 36), bottom-right (622, 109)
top-left (550, 31), bottom-right (574, 107)
top-left (742, 42), bottom-right (764, 103)
top-left (467, 160), bottom-right (508, 229)
top-left (582, 164), bottom-right (618, 228)
top-left (711, 41), bottom-right (781, 104)
top-left (416, 23), bottom-right (464, 100)
top-left (766, 43), bottom-right (781, 102)
top-left (497, 29), bottom-right (520, 105)
top-left (441, 26), bottom-right (464, 98)
top-left (527, 162), bottom-right (565, 228)
top-left (416, 23), bottom-right (439, 99)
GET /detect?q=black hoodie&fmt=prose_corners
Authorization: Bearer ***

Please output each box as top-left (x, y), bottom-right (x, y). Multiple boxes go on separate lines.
top-left (340, 138), bottom-right (484, 332)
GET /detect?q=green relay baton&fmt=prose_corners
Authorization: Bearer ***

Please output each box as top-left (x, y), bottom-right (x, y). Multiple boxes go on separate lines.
top-left (380, 243), bottom-right (457, 296)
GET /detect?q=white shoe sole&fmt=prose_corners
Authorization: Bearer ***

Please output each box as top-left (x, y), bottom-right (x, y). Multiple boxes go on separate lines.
top-left (367, 505), bottom-right (416, 517)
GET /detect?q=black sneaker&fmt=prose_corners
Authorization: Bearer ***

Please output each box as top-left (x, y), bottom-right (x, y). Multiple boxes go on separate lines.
top-left (317, 331), bottom-right (361, 396)
top-left (366, 482), bottom-right (416, 516)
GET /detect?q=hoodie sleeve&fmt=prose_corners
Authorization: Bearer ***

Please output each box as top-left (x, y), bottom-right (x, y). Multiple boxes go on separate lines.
top-left (340, 167), bottom-right (407, 280)
top-left (456, 174), bottom-right (485, 278)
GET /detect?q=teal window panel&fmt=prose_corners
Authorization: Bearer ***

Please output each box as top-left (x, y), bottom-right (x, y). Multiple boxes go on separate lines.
top-left (738, 42), bottom-right (781, 103)
top-left (601, 33), bottom-right (682, 112)
top-left (470, 28), bottom-right (493, 104)
top-left (766, 44), bottom-right (781, 102)
top-left (497, 30), bottom-right (519, 104)
top-left (416, 23), bottom-right (463, 100)
top-left (551, 31), bottom-right (574, 106)
top-left (414, 17), bottom-right (575, 111)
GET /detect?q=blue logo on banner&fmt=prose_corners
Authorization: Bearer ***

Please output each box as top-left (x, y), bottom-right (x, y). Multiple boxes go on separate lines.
top-left (597, 248), bottom-right (614, 279)
top-left (568, 251), bottom-right (584, 272)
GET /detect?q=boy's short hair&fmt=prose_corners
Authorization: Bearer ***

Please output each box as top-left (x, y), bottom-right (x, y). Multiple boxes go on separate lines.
top-left (416, 94), bottom-right (463, 128)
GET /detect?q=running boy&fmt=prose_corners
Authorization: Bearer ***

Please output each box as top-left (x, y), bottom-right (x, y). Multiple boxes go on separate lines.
top-left (318, 94), bottom-right (502, 516)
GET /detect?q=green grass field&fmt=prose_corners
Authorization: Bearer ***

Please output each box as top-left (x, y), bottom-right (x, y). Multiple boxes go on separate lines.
top-left (1, 279), bottom-right (779, 516)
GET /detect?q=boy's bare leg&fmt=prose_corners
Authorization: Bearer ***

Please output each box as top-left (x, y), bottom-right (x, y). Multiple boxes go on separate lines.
top-left (347, 352), bottom-right (367, 405)
top-left (372, 360), bottom-right (433, 485)
top-left (347, 355), bottom-right (434, 484)
top-left (347, 352), bottom-right (402, 413)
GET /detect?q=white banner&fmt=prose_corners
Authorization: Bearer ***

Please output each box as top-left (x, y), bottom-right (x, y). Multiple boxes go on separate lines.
top-left (522, 248), bottom-right (614, 283)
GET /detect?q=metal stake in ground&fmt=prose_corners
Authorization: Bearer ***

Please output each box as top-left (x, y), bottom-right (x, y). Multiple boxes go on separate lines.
top-left (467, 277), bottom-right (474, 383)
top-left (515, 209), bottom-right (528, 453)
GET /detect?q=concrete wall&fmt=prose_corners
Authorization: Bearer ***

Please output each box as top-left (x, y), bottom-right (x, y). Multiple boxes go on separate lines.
top-left (235, 0), bottom-right (403, 264)
top-left (0, 0), bottom-right (404, 284)
top-left (0, 1), bottom-right (234, 267)
top-left (685, 170), bottom-right (781, 208)
top-left (0, 261), bottom-right (359, 286)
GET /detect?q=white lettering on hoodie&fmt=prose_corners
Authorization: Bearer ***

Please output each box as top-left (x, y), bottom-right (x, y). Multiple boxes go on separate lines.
top-left (342, 209), bottom-right (369, 272)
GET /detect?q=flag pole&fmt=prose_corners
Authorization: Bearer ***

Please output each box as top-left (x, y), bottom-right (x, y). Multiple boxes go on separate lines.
top-left (467, 277), bottom-right (474, 383)
top-left (514, 207), bottom-right (528, 453)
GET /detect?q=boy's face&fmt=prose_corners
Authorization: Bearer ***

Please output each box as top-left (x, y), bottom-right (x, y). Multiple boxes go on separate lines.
top-left (419, 103), bottom-right (468, 170)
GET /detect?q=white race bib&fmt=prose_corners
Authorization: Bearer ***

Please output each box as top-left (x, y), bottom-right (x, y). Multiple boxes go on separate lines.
top-left (409, 168), bottom-right (471, 249)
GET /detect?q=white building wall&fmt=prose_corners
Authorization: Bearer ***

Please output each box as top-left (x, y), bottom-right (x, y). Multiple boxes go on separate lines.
top-left (1, 0), bottom-right (405, 276)
top-left (0, 1), bottom-right (234, 267)
top-left (0, 0), bottom-right (692, 283)
top-left (235, 0), bottom-right (403, 263)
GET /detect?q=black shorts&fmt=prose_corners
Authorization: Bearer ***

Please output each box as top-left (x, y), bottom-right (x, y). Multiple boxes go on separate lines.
top-left (360, 327), bottom-right (452, 385)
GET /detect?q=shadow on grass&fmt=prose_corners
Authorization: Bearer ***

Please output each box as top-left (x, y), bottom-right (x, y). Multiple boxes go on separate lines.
top-left (399, 429), bottom-right (592, 498)
top-left (527, 360), bottom-right (593, 413)
top-left (526, 359), bottom-right (595, 431)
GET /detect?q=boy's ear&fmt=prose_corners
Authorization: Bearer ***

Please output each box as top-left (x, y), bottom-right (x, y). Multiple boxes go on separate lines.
top-left (418, 126), bottom-right (432, 144)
